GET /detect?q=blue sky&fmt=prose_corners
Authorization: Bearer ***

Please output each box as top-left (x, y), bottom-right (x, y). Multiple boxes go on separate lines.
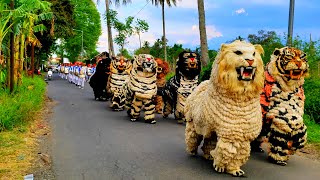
top-left (94, 0), bottom-right (320, 54)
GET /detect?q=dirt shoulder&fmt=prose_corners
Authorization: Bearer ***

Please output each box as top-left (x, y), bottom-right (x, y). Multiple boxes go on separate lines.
top-left (296, 143), bottom-right (320, 162)
top-left (29, 96), bottom-right (56, 180)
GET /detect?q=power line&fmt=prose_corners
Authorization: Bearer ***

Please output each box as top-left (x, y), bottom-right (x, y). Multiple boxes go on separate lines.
top-left (133, 0), bottom-right (151, 18)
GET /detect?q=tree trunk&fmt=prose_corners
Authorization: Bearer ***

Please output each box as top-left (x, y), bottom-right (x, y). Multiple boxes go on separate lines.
top-left (14, 34), bottom-right (20, 86)
top-left (161, 2), bottom-right (167, 62)
top-left (9, 0), bottom-right (14, 93)
top-left (105, 0), bottom-right (115, 56)
top-left (31, 43), bottom-right (35, 78)
top-left (138, 31), bottom-right (141, 49)
top-left (197, 0), bottom-right (209, 67)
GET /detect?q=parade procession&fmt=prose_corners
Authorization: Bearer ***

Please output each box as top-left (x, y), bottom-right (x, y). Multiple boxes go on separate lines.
top-left (54, 41), bottom-right (310, 177)
top-left (1, 0), bottom-right (320, 179)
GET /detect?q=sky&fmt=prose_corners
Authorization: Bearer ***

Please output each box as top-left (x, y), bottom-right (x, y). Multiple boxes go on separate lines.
top-left (93, 0), bottom-right (320, 54)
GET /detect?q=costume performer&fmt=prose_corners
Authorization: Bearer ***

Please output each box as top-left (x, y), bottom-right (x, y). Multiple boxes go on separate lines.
top-left (108, 56), bottom-right (132, 111)
top-left (252, 47), bottom-right (309, 166)
top-left (154, 58), bottom-right (170, 114)
top-left (89, 56), bottom-right (111, 101)
top-left (162, 51), bottom-right (201, 123)
top-left (125, 54), bottom-right (158, 124)
top-left (184, 40), bottom-right (265, 177)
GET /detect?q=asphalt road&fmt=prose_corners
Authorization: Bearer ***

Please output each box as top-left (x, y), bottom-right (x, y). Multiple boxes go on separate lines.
top-left (47, 74), bottom-right (320, 180)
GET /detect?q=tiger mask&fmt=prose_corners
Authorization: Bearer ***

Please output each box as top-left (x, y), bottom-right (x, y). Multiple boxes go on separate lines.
top-left (134, 54), bottom-right (158, 76)
top-left (111, 56), bottom-right (132, 74)
top-left (268, 47), bottom-right (309, 91)
top-left (176, 51), bottom-right (201, 80)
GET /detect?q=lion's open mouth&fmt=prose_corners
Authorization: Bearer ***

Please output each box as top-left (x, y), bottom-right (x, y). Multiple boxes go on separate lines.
top-left (236, 66), bottom-right (256, 81)
top-left (284, 69), bottom-right (303, 80)
top-left (187, 62), bottom-right (197, 69)
top-left (118, 65), bottom-right (125, 71)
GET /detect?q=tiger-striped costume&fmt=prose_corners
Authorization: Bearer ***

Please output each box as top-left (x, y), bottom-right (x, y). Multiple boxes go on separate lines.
top-left (108, 56), bottom-right (132, 111)
top-left (162, 51), bottom-right (201, 124)
top-left (255, 47), bottom-right (309, 166)
top-left (125, 54), bottom-right (158, 124)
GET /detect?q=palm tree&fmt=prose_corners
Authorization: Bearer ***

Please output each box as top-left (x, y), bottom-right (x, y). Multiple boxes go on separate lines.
top-left (98, 0), bottom-right (131, 57)
top-left (197, 0), bottom-right (209, 66)
top-left (150, 0), bottom-right (177, 62)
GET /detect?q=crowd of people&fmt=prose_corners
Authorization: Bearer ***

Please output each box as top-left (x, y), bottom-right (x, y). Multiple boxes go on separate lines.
top-left (57, 62), bottom-right (96, 89)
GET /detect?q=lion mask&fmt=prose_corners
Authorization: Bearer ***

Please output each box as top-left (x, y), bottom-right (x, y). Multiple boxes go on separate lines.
top-left (211, 40), bottom-right (265, 97)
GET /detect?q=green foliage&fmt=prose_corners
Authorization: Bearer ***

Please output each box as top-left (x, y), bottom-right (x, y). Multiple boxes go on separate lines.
top-left (247, 30), bottom-right (283, 64)
top-left (135, 19), bottom-right (149, 35)
top-left (199, 59), bottom-right (214, 82)
top-left (106, 10), bottom-right (149, 52)
top-left (0, 66), bottom-right (7, 88)
top-left (118, 49), bottom-right (133, 59)
top-left (304, 115), bottom-right (320, 143)
top-left (0, 75), bottom-right (46, 131)
top-left (165, 72), bottom-right (175, 81)
top-left (304, 77), bottom-right (320, 123)
top-left (64, 0), bottom-right (101, 62)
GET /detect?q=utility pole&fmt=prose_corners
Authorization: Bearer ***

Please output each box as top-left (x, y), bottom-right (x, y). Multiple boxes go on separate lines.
top-left (9, 0), bottom-right (14, 93)
top-left (287, 0), bottom-right (295, 47)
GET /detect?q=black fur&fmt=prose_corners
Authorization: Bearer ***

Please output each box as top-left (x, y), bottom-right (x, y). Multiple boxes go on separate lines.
top-left (162, 51), bottom-right (201, 121)
top-left (89, 57), bottom-right (111, 101)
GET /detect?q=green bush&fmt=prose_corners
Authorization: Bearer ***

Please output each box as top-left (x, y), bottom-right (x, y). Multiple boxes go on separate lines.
top-left (0, 76), bottom-right (46, 131)
top-left (304, 76), bottom-right (320, 124)
top-left (304, 115), bottom-right (320, 143)
top-left (200, 60), bottom-right (214, 82)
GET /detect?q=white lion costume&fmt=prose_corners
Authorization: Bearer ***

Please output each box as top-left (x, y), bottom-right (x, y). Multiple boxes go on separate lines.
top-left (184, 40), bottom-right (265, 177)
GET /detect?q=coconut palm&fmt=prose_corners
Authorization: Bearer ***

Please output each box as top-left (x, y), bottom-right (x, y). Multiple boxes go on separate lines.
top-left (98, 0), bottom-right (131, 57)
top-left (150, 0), bottom-right (177, 62)
top-left (197, 0), bottom-right (209, 66)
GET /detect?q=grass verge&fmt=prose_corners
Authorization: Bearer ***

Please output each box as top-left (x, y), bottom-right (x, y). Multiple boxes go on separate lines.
top-left (0, 75), bottom-right (46, 130)
top-left (0, 75), bottom-right (47, 179)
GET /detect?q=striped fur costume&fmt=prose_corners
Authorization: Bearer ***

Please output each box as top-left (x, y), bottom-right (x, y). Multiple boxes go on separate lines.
top-left (184, 40), bottom-right (265, 177)
top-left (255, 47), bottom-right (309, 166)
top-left (108, 56), bottom-right (132, 111)
top-left (162, 51), bottom-right (201, 124)
top-left (125, 54), bottom-right (158, 124)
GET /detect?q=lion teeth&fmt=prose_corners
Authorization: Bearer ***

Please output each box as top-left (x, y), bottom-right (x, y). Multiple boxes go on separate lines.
top-left (240, 67), bottom-right (244, 76)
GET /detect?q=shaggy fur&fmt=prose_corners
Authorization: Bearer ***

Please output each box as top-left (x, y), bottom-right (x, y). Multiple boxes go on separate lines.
top-left (125, 54), bottom-right (158, 124)
top-left (108, 56), bottom-right (132, 111)
top-left (154, 58), bottom-right (170, 114)
top-left (162, 51), bottom-right (201, 123)
top-left (89, 57), bottom-right (112, 101)
top-left (184, 40), bottom-right (265, 177)
top-left (253, 47), bottom-right (309, 166)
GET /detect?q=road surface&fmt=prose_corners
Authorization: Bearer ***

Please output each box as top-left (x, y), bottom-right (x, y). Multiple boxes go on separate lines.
top-left (47, 74), bottom-right (320, 180)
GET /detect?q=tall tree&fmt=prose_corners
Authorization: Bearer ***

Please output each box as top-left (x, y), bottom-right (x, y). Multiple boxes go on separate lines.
top-left (97, 0), bottom-right (131, 57)
top-left (65, 0), bottom-right (101, 62)
top-left (197, 0), bottom-right (209, 66)
top-left (150, 0), bottom-right (177, 62)
top-left (107, 10), bottom-right (149, 53)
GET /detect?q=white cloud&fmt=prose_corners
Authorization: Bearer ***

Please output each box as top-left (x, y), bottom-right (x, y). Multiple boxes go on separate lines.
top-left (235, 8), bottom-right (246, 15)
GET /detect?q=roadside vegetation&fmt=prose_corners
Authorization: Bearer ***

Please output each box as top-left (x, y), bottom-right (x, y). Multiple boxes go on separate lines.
top-left (0, 75), bottom-right (46, 179)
